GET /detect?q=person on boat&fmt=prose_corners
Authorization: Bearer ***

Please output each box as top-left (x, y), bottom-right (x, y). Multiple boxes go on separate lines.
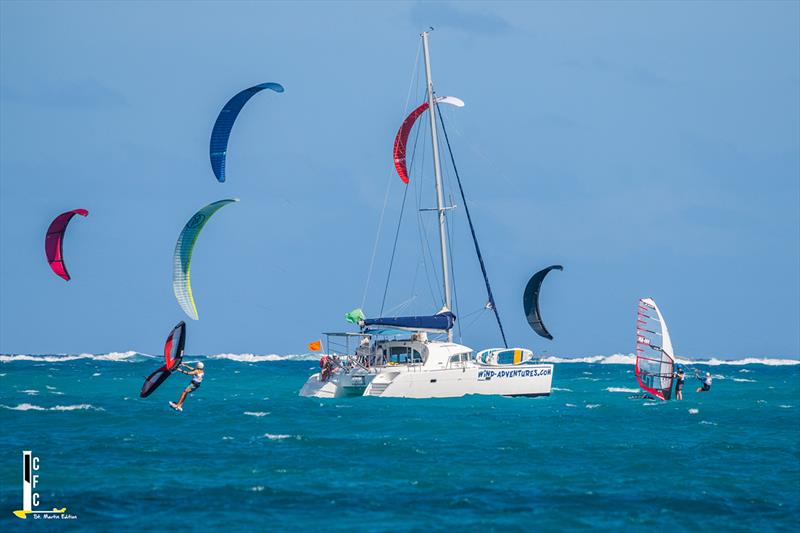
top-left (171, 362), bottom-right (204, 411)
top-left (319, 355), bottom-right (329, 381)
top-left (320, 355), bottom-right (335, 382)
top-left (673, 365), bottom-right (685, 400)
top-left (696, 371), bottom-right (712, 393)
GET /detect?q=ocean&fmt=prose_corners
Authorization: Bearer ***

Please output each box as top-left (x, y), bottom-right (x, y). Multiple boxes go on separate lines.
top-left (1, 352), bottom-right (798, 532)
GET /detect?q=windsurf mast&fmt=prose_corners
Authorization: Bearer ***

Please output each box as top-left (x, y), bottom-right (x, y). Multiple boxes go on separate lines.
top-left (421, 30), bottom-right (453, 342)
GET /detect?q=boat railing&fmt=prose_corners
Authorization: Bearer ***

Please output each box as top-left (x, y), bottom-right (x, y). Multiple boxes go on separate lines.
top-left (322, 332), bottom-right (371, 358)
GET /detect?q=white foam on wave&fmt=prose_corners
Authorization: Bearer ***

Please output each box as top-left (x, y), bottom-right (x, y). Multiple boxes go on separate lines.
top-left (731, 378), bottom-right (757, 383)
top-left (209, 353), bottom-right (321, 363)
top-left (688, 408), bottom-right (699, 414)
top-left (20, 389), bottom-right (39, 395)
top-left (1, 403), bottom-right (103, 411)
top-left (605, 387), bottom-right (640, 393)
top-left (540, 353), bottom-right (799, 366)
top-left (586, 404), bottom-right (601, 409)
top-left (0, 351), bottom-right (145, 364)
top-left (263, 433), bottom-right (295, 440)
top-left (705, 357), bottom-right (799, 366)
top-left (244, 411), bottom-right (270, 417)
top-left (551, 387), bottom-right (573, 392)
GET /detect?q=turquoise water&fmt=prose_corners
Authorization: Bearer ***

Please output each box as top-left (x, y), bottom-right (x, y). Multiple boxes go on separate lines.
top-left (1, 353), bottom-right (798, 531)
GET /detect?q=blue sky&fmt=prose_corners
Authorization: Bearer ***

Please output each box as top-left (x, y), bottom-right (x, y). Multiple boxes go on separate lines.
top-left (1, 1), bottom-right (797, 358)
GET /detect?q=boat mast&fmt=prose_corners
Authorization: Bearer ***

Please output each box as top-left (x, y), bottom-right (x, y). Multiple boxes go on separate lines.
top-left (421, 31), bottom-right (453, 342)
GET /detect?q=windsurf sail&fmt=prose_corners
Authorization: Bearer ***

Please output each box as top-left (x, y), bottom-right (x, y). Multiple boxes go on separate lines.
top-left (210, 82), bottom-right (284, 182)
top-left (523, 265), bottom-right (563, 340)
top-left (172, 199), bottom-right (239, 320)
top-left (393, 96), bottom-right (464, 184)
top-left (140, 321), bottom-right (187, 398)
top-left (44, 209), bottom-right (89, 281)
top-left (635, 297), bottom-right (675, 401)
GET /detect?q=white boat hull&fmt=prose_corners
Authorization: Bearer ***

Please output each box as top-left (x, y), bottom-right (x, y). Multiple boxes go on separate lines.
top-left (299, 371), bottom-right (374, 398)
top-left (363, 364), bottom-right (553, 398)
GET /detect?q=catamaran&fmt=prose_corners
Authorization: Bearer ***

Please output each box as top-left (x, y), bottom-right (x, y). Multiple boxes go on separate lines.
top-left (300, 32), bottom-right (556, 399)
top-left (635, 297), bottom-right (675, 400)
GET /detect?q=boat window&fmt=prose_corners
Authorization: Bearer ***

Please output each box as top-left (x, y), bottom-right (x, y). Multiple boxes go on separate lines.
top-left (387, 346), bottom-right (423, 364)
top-left (389, 346), bottom-right (411, 364)
top-left (449, 354), bottom-right (460, 364)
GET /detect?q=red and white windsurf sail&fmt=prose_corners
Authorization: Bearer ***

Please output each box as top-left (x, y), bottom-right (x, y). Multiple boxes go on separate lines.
top-left (393, 96), bottom-right (464, 184)
top-left (635, 298), bottom-right (675, 400)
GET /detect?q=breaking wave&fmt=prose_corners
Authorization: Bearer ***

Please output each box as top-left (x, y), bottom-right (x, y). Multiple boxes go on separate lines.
top-left (541, 354), bottom-right (799, 366)
top-left (208, 353), bottom-right (321, 363)
top-left (0, 351), bottom-right (147, 364)
top-left (1, 403), bottom-right (104, 411)
top-left (262, 433), bottom-right (296, 440)
top-left (605, 387), bottom-right (640, 393)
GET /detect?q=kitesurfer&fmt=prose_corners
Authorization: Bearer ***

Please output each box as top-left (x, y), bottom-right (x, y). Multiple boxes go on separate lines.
top-left (674, 366), bottom-right (686, 400)
top-left (695, 371), bottom-right (712, 393)
top-left (170, 362), bottom-right (204, 411)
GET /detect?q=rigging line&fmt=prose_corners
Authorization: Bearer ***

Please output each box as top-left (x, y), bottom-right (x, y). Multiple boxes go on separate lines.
top-left (360, 41), bottom-right (422, 309)
top-left (465, 309), bottom-right (489, 331)
top-left (445, 120), bottom-right (514, 188)
top-left (436, 101), bottom-right (508, 349)
top-left (384, 294), bottom-right (418, 316)
top-left (379, 184), bottom-right (410, 315)
top-left (460, 307), bottom-right (486, 320)
top-left (444, 193), bottom-right (462, 342)
top-left (380, 93), bottom-right (426, 316)
top-left (409, 256), bottom-right (422, 311)
top-left (414, 141), bottom-right (439, 308)
top-left (413, 106), bottom-right (442, 309)
top-left (361, 172), bottom-right (393, 309)
top-left (409, 95), bottom-right (440, 310)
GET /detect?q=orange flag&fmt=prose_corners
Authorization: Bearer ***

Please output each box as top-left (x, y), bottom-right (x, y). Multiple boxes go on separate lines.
top-left (308, 340), bottom-right (322, 352)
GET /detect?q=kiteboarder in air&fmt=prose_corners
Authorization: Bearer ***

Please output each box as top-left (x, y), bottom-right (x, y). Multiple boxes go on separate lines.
top-left (674, 365), bottom-right (686, 400)
top-left (695, 371), bottom-right (712, 393)
top-left (170, 362), bottom-right (204, 411)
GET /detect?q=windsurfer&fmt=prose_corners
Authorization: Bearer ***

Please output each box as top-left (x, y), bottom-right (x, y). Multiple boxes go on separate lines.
top-left (674, 366), bottom-right (685, 400)
top-left (170, 362), bottom-right (204, 411)
top-left (695, 371), bottom-right (712, 393)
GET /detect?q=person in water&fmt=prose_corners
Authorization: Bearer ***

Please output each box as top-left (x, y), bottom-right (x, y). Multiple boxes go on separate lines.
top-left (674, 366), bottom-right (686, 400)
top-left (696, 371), bottom-right (712, 393)
top-left (170, 361), bottom-right (204, 411)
